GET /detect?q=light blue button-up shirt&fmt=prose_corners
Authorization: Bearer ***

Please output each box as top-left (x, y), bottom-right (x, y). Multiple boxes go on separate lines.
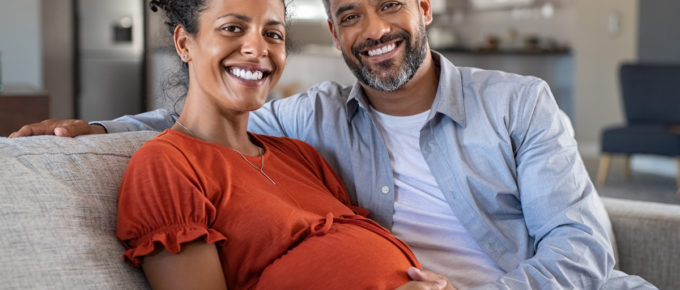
top-left (98, 51), bottom-right (654, 289)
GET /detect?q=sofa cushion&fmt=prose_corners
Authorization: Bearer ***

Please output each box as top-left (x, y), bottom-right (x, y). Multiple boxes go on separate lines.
top-left (0, 131), bottom-right (157, 289)
top-left (601, 197), bottom-right (680, 290)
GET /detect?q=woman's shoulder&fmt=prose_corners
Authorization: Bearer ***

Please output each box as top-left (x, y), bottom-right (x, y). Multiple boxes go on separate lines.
top-left (255, 134), bottom-right (317, 154)
top-left (131, 129), bottom-right (194, 161)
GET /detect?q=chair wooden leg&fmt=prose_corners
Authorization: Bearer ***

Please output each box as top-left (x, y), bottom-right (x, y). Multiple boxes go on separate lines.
top-left (623, 155), bottom-right (632, 181)
top-left (597, 154), bottom-right (612, 186)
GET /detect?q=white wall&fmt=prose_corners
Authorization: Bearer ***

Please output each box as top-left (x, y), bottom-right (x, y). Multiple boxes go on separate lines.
top-left (572, 0), bottom-right (638, 156)
top-left (0, 0), bottom-right (42, 88)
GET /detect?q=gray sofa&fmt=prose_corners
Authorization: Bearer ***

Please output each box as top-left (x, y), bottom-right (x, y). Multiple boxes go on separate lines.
top-left (0, 132), bottom-right (678, 289)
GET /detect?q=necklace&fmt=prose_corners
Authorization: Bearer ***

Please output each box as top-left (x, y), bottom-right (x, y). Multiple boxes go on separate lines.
top-left (235, 147), bottom-right (276, 185)
top-left (175, 120), bottom-right (276, 184)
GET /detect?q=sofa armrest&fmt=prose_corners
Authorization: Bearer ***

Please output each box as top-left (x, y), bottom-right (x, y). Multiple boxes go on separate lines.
top-left (602, 197), bottom-right (680, 290)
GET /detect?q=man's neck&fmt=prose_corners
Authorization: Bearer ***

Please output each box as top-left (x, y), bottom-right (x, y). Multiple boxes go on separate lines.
top-left (362, 50), bottom-right (440, 116)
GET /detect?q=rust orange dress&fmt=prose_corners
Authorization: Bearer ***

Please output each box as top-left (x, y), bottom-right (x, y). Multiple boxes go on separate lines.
top-left (116, 129), bottom-right (420, 289)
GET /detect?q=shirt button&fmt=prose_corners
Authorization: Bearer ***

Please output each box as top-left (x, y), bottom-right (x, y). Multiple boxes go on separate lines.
top-left (381, 186), bottom-right (390, 194)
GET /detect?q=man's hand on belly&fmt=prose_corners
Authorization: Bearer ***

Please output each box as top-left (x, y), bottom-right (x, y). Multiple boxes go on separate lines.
top-left (396, 267), bottom-right (457, 290)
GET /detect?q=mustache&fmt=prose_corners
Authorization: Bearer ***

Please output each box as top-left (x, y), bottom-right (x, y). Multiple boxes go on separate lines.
top-left (351, 31), bottom-right (410, 56)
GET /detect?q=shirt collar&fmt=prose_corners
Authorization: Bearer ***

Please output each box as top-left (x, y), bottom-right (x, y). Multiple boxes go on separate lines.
top-left (345, 82), bottom-right (367, 121)
top-left (345, 50), bottom-right (466, 127)
top-left (431, 50), bottom-right (466, 127)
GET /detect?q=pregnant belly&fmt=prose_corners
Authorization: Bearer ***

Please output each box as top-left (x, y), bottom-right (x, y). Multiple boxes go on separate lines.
top-left (254, 217), bottom-right (418, 290)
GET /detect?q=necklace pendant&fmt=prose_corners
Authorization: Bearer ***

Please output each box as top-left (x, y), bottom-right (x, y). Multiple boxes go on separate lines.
top-left (237, 150), bottom-right (276, 185)
top-left (258, 169), bottom-right (277, 185)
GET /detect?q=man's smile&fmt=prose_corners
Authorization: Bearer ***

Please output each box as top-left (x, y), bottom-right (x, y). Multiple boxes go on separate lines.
top-left (360, 40), bottom-right (402, 62)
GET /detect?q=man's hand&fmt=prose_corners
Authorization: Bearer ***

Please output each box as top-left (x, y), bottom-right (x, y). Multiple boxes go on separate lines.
top-left (396, 267), bottom-right (456, 290)
top-left (9, 119), bottom-right (107, 138)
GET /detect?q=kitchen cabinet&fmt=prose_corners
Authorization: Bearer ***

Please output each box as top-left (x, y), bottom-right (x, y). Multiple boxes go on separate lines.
top-left (0, 84), bottom-right (49, 136)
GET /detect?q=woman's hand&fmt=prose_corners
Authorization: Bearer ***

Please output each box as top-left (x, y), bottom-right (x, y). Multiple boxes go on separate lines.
top-left (396, 267), bottom-right (457, 290)
top-left (9, 119), bottom-right (106, 137)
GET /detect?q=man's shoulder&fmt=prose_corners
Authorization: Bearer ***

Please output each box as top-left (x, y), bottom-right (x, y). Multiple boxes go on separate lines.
top-left (302, 80), bottom-right (354, 102)
top-left (456, 66), bottom-right (545, 88)
top-left (451, 66), bottom-right (550, 106)
top-left (268, 81), bottom-right (354, 115)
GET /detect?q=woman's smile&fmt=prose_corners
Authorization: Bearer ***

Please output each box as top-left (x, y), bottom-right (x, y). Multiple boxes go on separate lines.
top-left (225, 63), bottom-right (272, 87)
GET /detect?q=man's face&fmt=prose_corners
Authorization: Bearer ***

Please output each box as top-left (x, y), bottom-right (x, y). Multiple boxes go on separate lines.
top-left (327, 0), bottom-right (432, 92)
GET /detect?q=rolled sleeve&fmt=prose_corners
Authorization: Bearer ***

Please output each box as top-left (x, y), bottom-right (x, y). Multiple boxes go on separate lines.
top-left (90, 109), bottom-right (177, 133)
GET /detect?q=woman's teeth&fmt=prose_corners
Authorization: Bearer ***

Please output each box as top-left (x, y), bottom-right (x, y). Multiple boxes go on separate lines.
top-left (367, 43), bottom-right (396, 57)
top-left (230, 68), bottom-right (264, 80)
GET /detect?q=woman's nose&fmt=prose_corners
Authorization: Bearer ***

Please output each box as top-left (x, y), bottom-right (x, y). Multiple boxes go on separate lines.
top-left (241, 32), bottom-right (268, 57)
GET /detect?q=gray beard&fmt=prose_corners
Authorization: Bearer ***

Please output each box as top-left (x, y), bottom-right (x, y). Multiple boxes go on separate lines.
top-left (343, 28), bottom-right (428, 92)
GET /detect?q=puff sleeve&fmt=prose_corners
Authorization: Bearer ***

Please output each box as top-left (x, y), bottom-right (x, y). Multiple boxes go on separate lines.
top-left (115, 140), bottom-right (227, 267)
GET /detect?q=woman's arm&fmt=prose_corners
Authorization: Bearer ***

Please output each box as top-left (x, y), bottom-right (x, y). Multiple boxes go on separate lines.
top-left (142, 240), bottom-right (228, 290)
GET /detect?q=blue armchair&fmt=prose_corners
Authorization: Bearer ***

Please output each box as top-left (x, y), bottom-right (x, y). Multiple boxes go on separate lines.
top-left (597, 63), bottom-right (680, 189)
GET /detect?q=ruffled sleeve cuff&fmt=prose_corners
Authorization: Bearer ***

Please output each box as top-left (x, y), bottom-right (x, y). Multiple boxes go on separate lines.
top-left (122, 224), bottom-right (227, 267)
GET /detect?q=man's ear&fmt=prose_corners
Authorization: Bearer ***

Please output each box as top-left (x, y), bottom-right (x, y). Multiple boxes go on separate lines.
top-left (419, 0), bottom-right (433, 26)
top-left (173, 25), bottom-right (191, 62)
top-left (327, 19), bottom-right (341, 50)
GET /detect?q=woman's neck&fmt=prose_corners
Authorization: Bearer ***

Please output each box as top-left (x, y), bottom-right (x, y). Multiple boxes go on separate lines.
top-left (173, 95), bottom-right (262, 156)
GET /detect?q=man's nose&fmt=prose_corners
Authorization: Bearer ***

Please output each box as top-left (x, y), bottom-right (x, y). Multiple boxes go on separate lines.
top-left (360, 11), bottom-right (391, 42)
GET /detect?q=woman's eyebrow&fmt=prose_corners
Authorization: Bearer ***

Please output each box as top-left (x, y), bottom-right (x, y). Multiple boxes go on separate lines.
top-left (266, 20), bottom-right (285, 27)
top-left (217, 13), bottom-right (251, 22)
top-left (217, 13), bottom-right (284, 27)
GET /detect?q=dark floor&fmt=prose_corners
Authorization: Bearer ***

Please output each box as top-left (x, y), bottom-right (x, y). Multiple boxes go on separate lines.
top-left (582, 156), bottom-right (680, 205)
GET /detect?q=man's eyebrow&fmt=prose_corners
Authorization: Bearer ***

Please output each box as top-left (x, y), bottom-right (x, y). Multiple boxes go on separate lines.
top-left (334, 3), bottom-right (356, 18)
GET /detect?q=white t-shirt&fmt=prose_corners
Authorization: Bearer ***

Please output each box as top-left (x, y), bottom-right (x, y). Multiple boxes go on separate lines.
top-left (372, 109), bottom-right (505, 289)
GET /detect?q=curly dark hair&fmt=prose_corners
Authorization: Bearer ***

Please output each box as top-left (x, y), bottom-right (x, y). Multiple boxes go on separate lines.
top-left (149, 0), bottom-right (289, 35)
top-left (149, 0), bottom-right (206, 35)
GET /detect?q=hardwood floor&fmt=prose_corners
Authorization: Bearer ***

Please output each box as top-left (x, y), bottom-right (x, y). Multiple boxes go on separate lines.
top-left (582, 155), bottom-right (680, 205)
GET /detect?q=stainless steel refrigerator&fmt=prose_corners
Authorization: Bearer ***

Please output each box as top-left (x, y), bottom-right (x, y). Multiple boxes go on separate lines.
top-left (76, 0), bottom-right (145, 121)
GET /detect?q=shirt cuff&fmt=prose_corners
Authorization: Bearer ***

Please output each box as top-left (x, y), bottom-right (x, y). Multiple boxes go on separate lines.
top-left (89, 120), bottom-right (143, 133)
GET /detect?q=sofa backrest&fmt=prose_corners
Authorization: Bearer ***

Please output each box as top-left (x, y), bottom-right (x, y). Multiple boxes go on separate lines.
top-left (0, 131), bottom-right (157, 289)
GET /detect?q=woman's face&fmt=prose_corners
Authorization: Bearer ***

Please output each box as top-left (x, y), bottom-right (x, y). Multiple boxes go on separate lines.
top-left (183, 0), bottom-right (286, 112)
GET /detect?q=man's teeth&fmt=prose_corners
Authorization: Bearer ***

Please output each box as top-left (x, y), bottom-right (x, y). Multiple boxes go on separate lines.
top-left (367, 43), bottom-right (396, 57)
top-left (230, 68), bottom-right (264, 80)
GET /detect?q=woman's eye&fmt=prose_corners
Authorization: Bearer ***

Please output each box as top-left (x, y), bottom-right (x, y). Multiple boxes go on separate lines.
top-left (222, 25), bottom-right (242, 33)
top-left (265, 31), bottom-right (283, 40)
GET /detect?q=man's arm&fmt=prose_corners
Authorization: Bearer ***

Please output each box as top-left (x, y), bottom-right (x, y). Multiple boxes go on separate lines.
top-left (93, 108), bottom-right (177, 133)
top-left (9, 109), bottom-right (177, 137)
top-left (477, 81), bottom-right (654, 289)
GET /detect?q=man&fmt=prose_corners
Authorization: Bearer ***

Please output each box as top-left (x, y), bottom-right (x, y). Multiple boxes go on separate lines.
top-left (12, 0), bottom-right (654, 288)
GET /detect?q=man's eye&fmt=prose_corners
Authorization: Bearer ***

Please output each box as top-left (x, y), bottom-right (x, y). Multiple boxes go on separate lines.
top-left (223, 25), bottom-right (242, 33)
top-left (341, 14), bottom-right (359, 24)
top-left (382, 2), bottom-right (401, 11)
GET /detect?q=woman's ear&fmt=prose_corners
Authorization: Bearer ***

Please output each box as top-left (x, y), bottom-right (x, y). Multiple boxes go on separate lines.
top-left (174, 25), bottom-right (191, 62)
